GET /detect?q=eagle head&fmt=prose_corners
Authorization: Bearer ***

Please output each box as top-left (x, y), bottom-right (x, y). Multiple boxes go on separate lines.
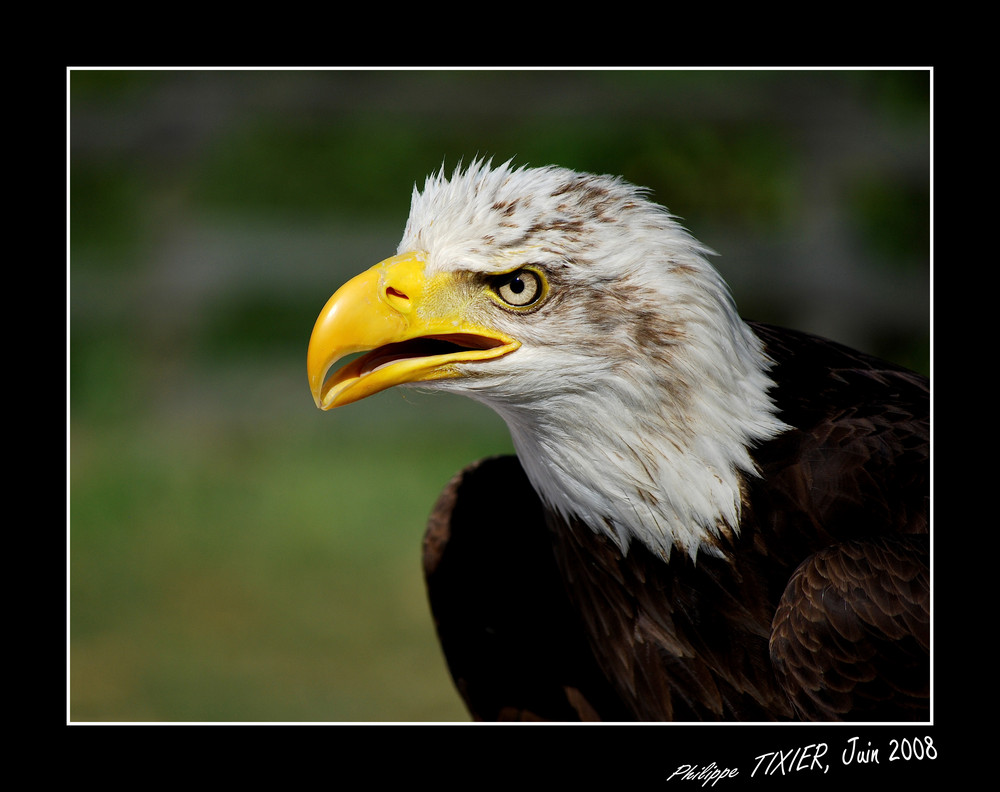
top-left (308, 160), bottom-right (786, 560)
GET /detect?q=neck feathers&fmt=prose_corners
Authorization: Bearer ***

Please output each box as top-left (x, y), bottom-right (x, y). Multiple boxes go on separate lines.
top-left (493, 262), bottom-right (788, 562)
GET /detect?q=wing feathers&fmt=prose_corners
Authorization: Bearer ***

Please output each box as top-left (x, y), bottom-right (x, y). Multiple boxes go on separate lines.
top-left (769, 536), bottom-right (930, 721)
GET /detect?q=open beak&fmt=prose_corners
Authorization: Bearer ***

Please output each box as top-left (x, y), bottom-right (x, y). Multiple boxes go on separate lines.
top-left (307, 252), bottom-right (519, 410)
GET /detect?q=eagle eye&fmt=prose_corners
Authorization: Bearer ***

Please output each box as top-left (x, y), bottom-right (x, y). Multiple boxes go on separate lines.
top-left (492, 268), bottom-right (544, 308)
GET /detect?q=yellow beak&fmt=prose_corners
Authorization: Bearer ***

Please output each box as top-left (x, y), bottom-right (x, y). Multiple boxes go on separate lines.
top-left (307, 253), bottom-right (520, 409)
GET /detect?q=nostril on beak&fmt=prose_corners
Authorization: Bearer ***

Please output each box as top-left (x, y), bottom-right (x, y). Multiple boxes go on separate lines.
top-left (383, 285), bottom-right (412, 313)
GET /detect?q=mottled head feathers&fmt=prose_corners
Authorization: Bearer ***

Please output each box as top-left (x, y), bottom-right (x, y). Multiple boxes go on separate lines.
top-left (400, 159), bottom-right (788, 560)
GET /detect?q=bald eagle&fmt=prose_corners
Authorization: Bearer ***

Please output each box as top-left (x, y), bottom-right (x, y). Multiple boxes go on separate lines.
top-left (307, 160), bottom-right (929, 722)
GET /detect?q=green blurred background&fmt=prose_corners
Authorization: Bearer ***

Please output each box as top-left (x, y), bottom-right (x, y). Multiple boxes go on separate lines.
top-left (69, 68), bottom-right (930, 722)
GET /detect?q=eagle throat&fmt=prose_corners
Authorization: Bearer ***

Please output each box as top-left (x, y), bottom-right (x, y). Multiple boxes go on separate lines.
top-left (490, 317), bottom-right (786, 563)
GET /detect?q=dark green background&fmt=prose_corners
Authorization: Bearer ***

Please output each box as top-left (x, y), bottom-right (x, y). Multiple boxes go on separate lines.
top-left (69, 68), bottom-right (930, 722)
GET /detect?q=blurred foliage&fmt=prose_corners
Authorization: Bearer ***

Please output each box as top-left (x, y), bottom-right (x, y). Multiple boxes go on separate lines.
top-left (187, 101), bottom-right (796, 233)
top-left (69, 69), bottom-right (930, 722)
top-left (849, 178), bottom-right (931, 269)
top-left (71, 162), bottom-right (149, 259)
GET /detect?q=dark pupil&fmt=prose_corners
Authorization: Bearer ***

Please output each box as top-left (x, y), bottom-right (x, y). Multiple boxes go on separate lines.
top-left (509, 276), bottom-right (525, 294)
